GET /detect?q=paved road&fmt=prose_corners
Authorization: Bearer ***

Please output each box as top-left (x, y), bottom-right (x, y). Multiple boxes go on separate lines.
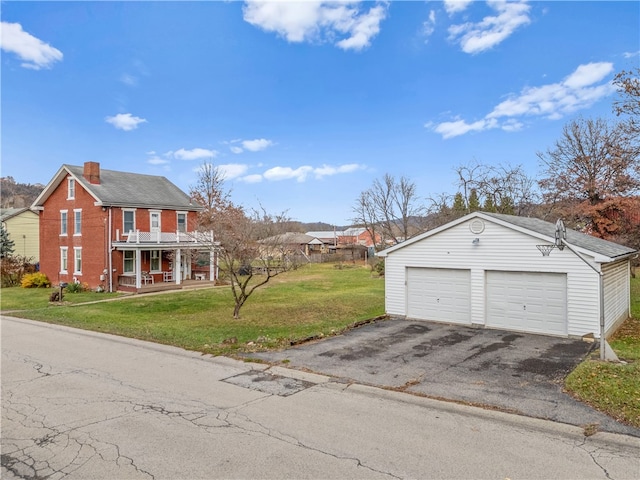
top-left (2, 316), bottom-right (639, 479)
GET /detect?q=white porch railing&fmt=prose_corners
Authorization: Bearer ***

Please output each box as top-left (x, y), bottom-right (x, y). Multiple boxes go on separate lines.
top-left (117, 230), bottom-right (214, 244)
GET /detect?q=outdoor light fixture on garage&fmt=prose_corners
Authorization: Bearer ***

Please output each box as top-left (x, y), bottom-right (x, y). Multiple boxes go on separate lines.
top-left (472, 238), bottom-right (480, 245)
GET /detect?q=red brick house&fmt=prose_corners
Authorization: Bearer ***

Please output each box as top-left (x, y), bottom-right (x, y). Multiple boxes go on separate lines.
top-left (32, 162), bottom-right (217, 292)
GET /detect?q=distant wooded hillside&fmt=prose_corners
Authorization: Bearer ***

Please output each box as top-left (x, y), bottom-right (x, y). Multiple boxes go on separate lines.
top-left (0, 177), bottom-right (44, 208)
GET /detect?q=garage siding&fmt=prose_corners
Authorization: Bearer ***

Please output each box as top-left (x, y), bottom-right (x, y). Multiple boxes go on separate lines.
top-left (603, 261), bottom-right (631, 336)
top-left (383, 218), bottom-right (602, 337)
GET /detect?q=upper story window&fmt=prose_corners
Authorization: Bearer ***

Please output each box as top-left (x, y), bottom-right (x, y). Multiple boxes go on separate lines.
top-left (150, 210), bottom-right (161, 233)
top-left (68, 178), bottom-right (75, 199)
top-left (123, 209), bottom-right (136, 234)
top-left (60, 210), bottom-right (68, 235)
top-left (74, 209), bottom-right (82, 235)
top-left (177, 212), bottom-right (187, 233)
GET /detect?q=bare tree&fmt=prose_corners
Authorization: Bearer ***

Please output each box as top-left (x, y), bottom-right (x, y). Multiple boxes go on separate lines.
top-left (538, 117), bottom-right (639, 206)
top-left (216, 207), bottom-right (295, 319)
top-left (190, 163), bottom-right (295, 319)
top-left (613, 67), bottom-right (640, 139)
top-left (455, 161), bottom-right (539, 216)
top-left (352, 174), bottom-right (426, 247)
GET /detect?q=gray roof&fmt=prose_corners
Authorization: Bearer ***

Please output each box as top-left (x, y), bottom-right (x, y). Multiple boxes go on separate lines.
top-left (34, 164), bottom-right (201, 211)
top-left (0, 208), bottom-right (28, 221)
top-left (261, 232), bottom-right (318, 244)
top-left (483, 212), bottom-right (637, 260)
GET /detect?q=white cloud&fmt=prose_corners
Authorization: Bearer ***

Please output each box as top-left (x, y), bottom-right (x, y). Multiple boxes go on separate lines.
top-left (422, 10), bottom-right (437, 40)
top-left (218, 163), bottom-right (249, 180)
top-left (562, 62), bottom-right (614, 89)
top-left (623, 50), bottom-right (640, 59)
top-left (242, 1), bottom-right (388, 51)
top-left (431, 62), bottom-right (615, 139)
top-left (147, 156), bottom-right (169, 165)
top-left (247, 163), bottom-right (365, 183)
top-left (228, 138), bottom-right (275, 154)
top-left (443, 0), bottom-right (473, 15)
top-left (242, 138), bottom-right (274, 152)
top-left (105, 113), bottom-right (147, 131)
top-left (448, 0), bottom-right (531, 54)
top-left (314, 163), bottom-right (363, 178)
top-left (263, 166), bottom-right (314, 182)
top-left (119, 73), bottom-right (138, 86)
top-left (434, 118), bottom-right (497, 139)
top-left (173, 148), bottom-right (218, 161)
top-left (0, 21), bottom-right (63, 70)
top-left (241, 174), bottom-right (264, 184)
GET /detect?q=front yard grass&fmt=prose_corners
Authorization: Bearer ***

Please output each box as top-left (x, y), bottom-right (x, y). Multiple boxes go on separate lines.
top-left (1, 263), bottom-right (385, 356)
top-left (565, 276), bottom-right (640, 428)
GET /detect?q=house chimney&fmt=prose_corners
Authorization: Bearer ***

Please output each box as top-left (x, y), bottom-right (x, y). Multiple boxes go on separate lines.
top-left (84, 161), bottom-right (100, 184)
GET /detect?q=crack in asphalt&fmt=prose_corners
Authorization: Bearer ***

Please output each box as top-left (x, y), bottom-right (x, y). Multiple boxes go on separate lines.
top-left (3, 353), bottom-right (401, 479)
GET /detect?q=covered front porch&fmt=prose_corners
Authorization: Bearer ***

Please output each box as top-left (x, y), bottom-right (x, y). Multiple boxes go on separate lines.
top-left (111, 230), bottom-right (218, 293)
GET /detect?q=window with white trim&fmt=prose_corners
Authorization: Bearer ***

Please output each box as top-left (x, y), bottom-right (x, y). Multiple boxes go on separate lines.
top-left (150, 250), bottom-right (160, 272)
top-left (60, 210), bottom-right (68, 235)
top-left (124, 251), bottom-right (135, 273)
top-left (123, 209), bottom-right (136, 234)
top-left (73, 247), bottom-right (82, 274)
top-left (73, 209), bottom-right (82, 235)
top-left (177, 212), bottom-right (187, 233)
top-left (60, 247), bottom-right (68, 273)
top-left (150, 210), bottom-right (161, 233)
top-left (68, 178), bottom-right (75, 199)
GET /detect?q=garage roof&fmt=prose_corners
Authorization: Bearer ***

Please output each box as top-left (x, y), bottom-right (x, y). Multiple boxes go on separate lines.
top-left (378, 212), bottom-right (638, 262)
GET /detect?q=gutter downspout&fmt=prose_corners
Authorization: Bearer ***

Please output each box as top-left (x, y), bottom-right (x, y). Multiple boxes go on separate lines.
top-left (560, 239), bottom-right (617, 361)
top-left (108, 207), bottom-right (113, 293)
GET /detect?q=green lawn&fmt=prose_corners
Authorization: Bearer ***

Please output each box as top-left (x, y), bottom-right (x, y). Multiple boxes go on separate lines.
top-left (1, 263), bottom-right (385, 356)
top-left (565, 276), bottom-right (640, 428)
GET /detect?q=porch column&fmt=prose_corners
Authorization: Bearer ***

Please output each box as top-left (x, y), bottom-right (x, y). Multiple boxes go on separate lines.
top-left (176, 248), bottom-right (181, 285)
top-left (209, 248), bottom-right (215, 282)
top-left (135, 249), bottom-right (142, 288)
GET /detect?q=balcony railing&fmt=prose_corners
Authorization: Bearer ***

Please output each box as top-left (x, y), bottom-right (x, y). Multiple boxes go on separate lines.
top-left (115, 230), bottom-right (214, 244)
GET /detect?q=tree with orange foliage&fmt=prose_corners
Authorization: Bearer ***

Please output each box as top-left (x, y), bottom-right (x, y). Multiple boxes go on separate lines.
top-left (537, 116), bottom-right (640, 239)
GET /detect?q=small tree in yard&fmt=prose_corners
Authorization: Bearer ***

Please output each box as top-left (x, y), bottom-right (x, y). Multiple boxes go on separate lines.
top-left (190, 162), bottom-right (296, 319)
top-left (1, 224), bottom-right (15, 259)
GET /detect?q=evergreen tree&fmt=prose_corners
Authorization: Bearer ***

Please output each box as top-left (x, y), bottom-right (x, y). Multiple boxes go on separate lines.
top-left (483, 195), bottom-right (496, 212)
top-left (452, 192), bottom-right (467, 214)
top-left (468, 189), bottom-right (481, 212)
top-left (499, 196), bottom-right (515, 215)
top-left (1, 224), bottom-right (15, 258)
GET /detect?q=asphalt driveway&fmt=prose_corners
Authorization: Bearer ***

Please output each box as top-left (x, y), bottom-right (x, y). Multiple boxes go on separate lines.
top-left (246, 317), bottom-right (640, 437)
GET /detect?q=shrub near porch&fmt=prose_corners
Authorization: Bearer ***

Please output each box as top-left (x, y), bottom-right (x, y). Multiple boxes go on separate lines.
top-left (3, 263), bottom-right (385, 355)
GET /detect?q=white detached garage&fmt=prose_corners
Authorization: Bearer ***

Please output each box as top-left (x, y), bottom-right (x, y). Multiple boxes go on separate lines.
top-left (378, 212), bottom-right (637, 338)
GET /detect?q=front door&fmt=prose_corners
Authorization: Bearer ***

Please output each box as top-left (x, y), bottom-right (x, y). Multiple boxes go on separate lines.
top-left (181, 253), bottom-right (191, 280)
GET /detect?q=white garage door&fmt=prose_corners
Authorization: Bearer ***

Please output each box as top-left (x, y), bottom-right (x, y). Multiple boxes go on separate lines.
top-left (486, 271), bottom-right (567, 335)
top-left (406, 268), bottom-right (471, 325)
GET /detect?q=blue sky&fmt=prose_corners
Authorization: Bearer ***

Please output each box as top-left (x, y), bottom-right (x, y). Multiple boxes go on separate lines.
top-left (2, 1), bottom-right (639, 225)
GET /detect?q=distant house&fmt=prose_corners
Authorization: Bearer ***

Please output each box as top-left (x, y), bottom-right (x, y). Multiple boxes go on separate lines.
top-left (259, 232), bottom-right (323, 258)
top-left (306, 228), bottom-right (381, 251)
top-left (0, 208), bottom-right (40, 262)
top-left (32, 162), bottom-right (217, 292)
